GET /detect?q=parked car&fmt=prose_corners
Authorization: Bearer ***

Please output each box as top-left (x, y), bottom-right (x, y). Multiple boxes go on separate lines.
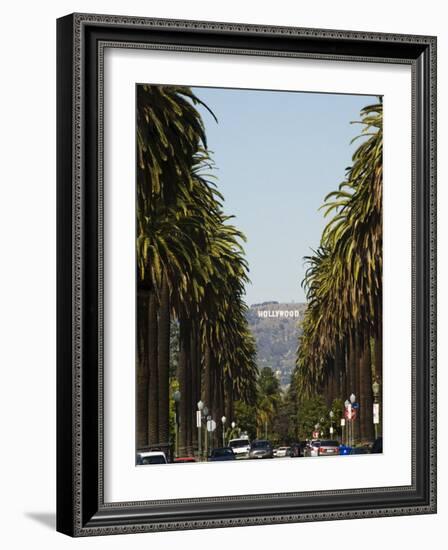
top-left (349, 447), bottom-right (370, 455)
top-left (173, 456), bottom-right (197, 463)
top-left (304, 440), bottom-right (339, 457)
top-left (228, 437), bottom-right (251, 459)
top-left (136, 451), bottom-right (167, 465)
top-left (317, 440), bottom-right (340, 456)
top-left (304, 440), bottom-right (321, 457)
top-left (340, 445), bottom-right (371, 455)
top-left (339, 444), bottom-right (352, 455)
top-left (276, 446), bottom-right (291, 457)
top-left (289, 442), bottom-right (306, 457)
top-left (208, 447), bottom-right (236, 462)
top-left (371, 436), bottom-right (383, 454)
top-left (249, 440), bottom-right (274, 459)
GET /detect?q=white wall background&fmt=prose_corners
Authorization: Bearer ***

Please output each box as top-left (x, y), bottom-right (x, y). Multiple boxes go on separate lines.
top-left (0, 0), bottom-right (445, 547)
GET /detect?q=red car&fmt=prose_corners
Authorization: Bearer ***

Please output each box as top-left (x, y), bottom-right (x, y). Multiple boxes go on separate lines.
top-left (173, 456), bottom-right (197, 463)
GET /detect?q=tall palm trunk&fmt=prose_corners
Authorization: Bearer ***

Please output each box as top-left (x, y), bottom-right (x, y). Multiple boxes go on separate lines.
top-left (224, 374), bottom-right (233, 425)
top-left (334, 344), bottom-right (344, 400)
top-left (208, 362), bottom-right (217, 447)
top-left (323, 360), bottom-right (333, 408)
top-left (147, 290), bottom-right (159, 444)
top-left (185, 322), bottom-right (193, 455)
top-left (341, 342), bottom-right (348, 399)
top-left (178, 317), bottom-right (191, 456)
top-left (353, 333), bottom-right (361, 443)
top-left (204, 341), bottom-right (212, 412)
top-left (347, 334), bottom-right (355, 398)
top-left (359, 334), bottom-right (374, 442)
top-left (344, 340), bottom-right (351, 399)
top-left (136, 291), bottom-right (149, 448)
top-left (328, 357), bottom-right (337, 406)
top-left (190, 321), bottom-right (199, 454)
top-left (214, 368), bottom-right (225, 447)
top-left (375, 334), bottom-right (383, 437)
top-left (196, 331), bottom-right (202, 401)
top-left (157, 274), bottom-right (170, 445)
top-left (347, 332), bottom-right (360, 443)
top-left (375, 297), bottom-right (383, 436)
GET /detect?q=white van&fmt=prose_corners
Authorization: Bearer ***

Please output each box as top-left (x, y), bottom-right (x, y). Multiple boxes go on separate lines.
top-left (136, 451), bottom-right (167, 465)
top-left (228, 437), bottom-right (251, 459)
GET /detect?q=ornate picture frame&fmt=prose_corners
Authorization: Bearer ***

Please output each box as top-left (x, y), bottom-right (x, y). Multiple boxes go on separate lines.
top-left (57, 13), bottom-right (436, 536)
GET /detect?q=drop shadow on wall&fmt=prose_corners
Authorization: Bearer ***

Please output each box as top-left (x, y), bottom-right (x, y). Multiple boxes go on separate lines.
top-left (25, 512), bottom-right (56, 530)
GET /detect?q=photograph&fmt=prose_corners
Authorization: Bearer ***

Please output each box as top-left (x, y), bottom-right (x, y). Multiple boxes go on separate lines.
top-left (135, 84), bottom-right (383, 465)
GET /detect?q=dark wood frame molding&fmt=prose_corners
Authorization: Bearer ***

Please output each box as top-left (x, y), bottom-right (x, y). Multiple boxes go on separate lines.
top-left (57, 13), bottom-right (437, 536)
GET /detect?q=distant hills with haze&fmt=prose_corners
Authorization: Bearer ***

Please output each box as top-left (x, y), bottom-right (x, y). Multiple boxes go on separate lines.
top-left (246, 302), bottom-right (306, 388)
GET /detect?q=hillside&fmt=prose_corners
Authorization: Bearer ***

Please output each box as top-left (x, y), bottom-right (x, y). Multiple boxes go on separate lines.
top-left (246, 302), bottom-right (307, 387)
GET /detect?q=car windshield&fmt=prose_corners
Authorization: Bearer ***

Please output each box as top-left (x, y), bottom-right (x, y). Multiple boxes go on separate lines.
top-left (141, 455), bottom-right (165, 464)
top-left (229, 439), bottom-right (249, 448)
top-left (213, 448), bottom-right (233, 456)
top-left (252, 441), bottom-right (269, 448)
top-left (320, 441), bottom-right (339, 447)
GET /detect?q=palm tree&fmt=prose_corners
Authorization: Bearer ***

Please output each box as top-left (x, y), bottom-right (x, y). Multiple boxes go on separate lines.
top-left (256, 368), bottom-right (281, 439)
top-left (136, 85), bottom-right (218, 447)
top-left (136, 294), bottom-right (149, 447)
top-left (295, 102), bottom-right (383, 443)
top-left (137, 84), bottom-right (260, 457)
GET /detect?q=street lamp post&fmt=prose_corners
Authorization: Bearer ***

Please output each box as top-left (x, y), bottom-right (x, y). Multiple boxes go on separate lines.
top-left (203, 407), bottom-right (208, 460)
top-left (344, 399), bottom-right (351, 447)
top-left (205, 414), bottom-right (211, 459)
top-left (340, 418), bottom-right (346, 445)
top-left (197, 400), bottom-right (204, 461)
top-left (221, 416), bottom-right (227, 447)
top-left (329, 410), bottom-right (334, 439)
top-left (372, 380), bottom-right (380, 439)
top-left (350, 393), bottom-right (356, 447)
top-left (173, 390), bottom-right (181, 458)
top-left (230, 421), bottom-right (236, 442)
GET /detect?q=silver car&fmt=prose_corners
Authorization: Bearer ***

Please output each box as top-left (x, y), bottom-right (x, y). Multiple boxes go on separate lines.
top-left (249, 440), bottom-right (274, 459)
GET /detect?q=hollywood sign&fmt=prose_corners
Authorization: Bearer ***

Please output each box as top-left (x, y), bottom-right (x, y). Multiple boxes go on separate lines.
top-left (257, 310), bottom-right (301, 318)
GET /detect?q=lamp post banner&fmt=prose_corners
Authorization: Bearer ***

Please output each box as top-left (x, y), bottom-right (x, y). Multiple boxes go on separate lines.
top-left (373, 403), bottom-right (380, 424)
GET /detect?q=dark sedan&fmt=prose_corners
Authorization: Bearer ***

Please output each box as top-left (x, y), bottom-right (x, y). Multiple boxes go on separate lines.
top-left (289, 442), bottom-right (306, 457)
top-left (208, 447), bottom-right (236, 462)
top-left (371, 437), bottom-right (383, 454)
top-left (349, 447), bottom-right (370, 455)
top-left (249, 440), bottom-right (274, 459)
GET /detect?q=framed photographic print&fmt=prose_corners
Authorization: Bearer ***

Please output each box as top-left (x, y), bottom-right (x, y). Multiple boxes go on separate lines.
top-left (56, 13), bottom-right (437, 536)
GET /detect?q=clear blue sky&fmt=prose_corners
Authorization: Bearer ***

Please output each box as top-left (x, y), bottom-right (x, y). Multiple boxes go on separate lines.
top-left (192, 87), bottom-right (377, 305)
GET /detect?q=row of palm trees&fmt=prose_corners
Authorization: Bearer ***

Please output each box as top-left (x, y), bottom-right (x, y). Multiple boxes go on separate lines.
top-left (294, 102), bottom-right (383, 443)
top-left (136, 85), bottom-right (258, 456)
